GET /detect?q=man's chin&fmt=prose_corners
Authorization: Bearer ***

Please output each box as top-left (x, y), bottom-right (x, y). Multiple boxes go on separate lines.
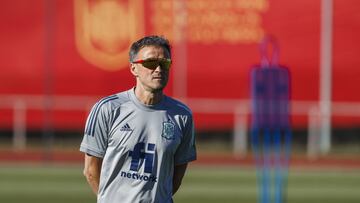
top-left (151, 87), bottom-right (164, 93)
top-left (152, 82), bottom-right (167, 92)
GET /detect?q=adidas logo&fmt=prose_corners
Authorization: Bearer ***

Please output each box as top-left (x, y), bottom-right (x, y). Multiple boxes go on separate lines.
top-left (120, 123), bottom-right (133, 131)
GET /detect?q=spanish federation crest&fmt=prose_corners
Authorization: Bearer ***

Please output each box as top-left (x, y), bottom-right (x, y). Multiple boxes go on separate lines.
top-left (74, 0), bottom-right (144, 71)
top-left (162, 121), bottom-right (175, 140)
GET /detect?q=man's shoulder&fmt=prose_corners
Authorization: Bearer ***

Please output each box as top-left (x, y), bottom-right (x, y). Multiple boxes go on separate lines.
top-left (94, 90), bottom-right (131, 110)
top-left (165, 96), bottom-right (192, 116)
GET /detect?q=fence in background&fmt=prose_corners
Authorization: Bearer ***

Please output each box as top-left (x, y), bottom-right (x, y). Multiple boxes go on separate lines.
top-left (1, 94), bottom-right (360, 158)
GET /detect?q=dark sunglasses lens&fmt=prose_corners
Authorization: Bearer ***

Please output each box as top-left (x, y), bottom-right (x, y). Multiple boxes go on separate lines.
top-left (141, 59), bottom-right (171, 70)
top-left (142, 60), bottom-right (159, 69)
top-left (160, 60), bottom-right (171, 70)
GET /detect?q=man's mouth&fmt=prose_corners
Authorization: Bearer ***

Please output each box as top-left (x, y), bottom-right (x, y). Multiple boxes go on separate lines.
top-left (152, 76), bottom-right (164, 80)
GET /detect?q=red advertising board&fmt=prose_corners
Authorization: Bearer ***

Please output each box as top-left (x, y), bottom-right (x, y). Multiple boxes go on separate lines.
top-left (0, 0), bottom-right (359, 130)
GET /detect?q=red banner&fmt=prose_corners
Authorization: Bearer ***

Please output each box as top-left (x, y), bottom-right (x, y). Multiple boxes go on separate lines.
top-left (0, 0), bottom-right (360, 130)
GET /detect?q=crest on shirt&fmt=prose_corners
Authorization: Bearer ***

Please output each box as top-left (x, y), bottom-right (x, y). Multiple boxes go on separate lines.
top-left (161, 121), bottom-right (175, 140)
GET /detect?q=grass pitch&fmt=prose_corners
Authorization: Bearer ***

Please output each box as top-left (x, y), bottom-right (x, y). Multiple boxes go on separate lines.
top-left (0, 164), bottom-right (359, 203)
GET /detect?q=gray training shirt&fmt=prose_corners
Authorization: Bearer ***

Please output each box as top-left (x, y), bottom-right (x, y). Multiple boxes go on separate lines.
top-left (80, 88), bottom-right (196, 203)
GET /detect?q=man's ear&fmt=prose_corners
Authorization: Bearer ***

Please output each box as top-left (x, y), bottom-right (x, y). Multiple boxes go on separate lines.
top-left (130, 64), bottom-right (138, 77)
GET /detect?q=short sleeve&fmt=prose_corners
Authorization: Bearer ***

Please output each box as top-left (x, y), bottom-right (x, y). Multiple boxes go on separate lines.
top-left (174, 116), bottom-right (197, 165)
top-left (80, 101), bottom-right (111, 158)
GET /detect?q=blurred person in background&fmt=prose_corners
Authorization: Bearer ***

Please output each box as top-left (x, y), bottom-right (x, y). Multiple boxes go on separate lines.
top-left (80, 35), bottom-right (196, 203)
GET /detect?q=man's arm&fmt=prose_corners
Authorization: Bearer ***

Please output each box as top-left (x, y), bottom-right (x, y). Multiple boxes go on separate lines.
top-left (172, 163), bottom-right (188, 195)
top-left (83, 153), bottom-right (103, 195)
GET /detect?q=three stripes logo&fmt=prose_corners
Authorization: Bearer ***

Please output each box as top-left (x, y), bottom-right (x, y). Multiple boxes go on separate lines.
top-left (120, 123), bottom-right (133, 132)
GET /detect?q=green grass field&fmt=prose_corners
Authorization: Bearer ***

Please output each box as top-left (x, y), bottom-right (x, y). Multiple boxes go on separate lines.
top-left (0, 164), bottom-right (359, 203)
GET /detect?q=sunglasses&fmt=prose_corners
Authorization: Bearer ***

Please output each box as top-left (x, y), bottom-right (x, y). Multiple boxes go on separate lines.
top-left (132, 58), bottom-right (172, 70)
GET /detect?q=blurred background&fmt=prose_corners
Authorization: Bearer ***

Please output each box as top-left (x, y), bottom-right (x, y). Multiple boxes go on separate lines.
top-left (0, 0), bottom-right (359, 202)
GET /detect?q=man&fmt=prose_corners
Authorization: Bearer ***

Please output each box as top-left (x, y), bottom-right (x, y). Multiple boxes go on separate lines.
top-left (80, 35), bottom-right (196, 203)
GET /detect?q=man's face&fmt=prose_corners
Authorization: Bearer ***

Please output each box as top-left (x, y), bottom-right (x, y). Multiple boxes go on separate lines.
top-left (131, 46), bottom-right (170, 92)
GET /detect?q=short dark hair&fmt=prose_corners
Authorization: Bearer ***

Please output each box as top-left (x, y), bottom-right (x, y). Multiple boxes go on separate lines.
top-left (129, 35), bottom-right (171, 62)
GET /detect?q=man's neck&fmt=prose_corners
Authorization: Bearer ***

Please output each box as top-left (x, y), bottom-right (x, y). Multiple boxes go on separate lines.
top-left (134, 87), bottom-right (163, 105)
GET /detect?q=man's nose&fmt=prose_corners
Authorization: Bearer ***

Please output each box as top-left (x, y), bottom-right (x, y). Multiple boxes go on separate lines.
top-left (154, 65), bottom-right (163, 72)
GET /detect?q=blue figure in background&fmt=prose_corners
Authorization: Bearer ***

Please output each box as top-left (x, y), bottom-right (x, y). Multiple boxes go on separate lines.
top-left (250, 36), bottom-right (292, 203)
